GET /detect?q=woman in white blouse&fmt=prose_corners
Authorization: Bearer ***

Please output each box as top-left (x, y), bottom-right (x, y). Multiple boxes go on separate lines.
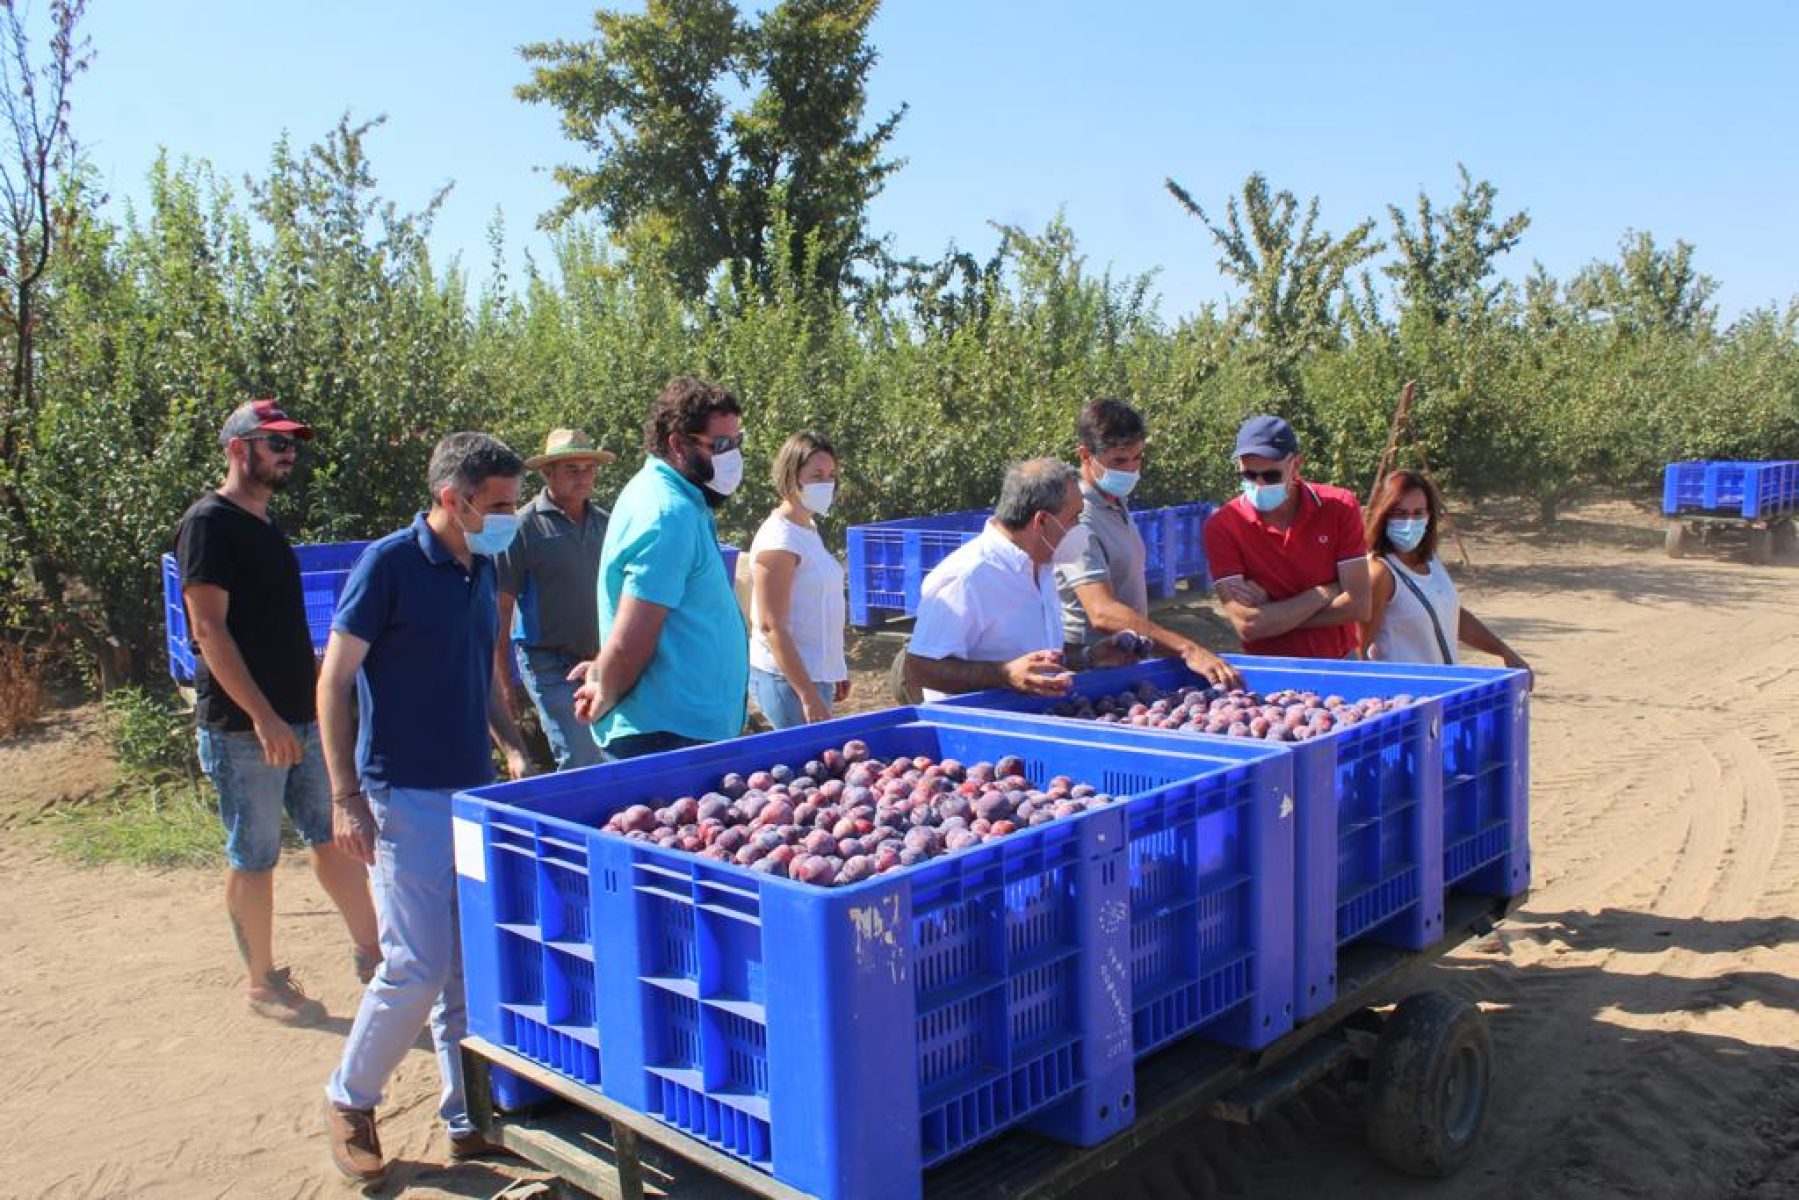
top-left (1359, 470), bottom-right (1532, 684)
top-left (749, 432), bottom-right (851, 727)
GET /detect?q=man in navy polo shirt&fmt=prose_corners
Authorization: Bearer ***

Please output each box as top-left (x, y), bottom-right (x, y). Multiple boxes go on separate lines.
top-left (317, 433), bottom-right (532, 1186)
top-left (1203, 414), bottom-right (1371, 659)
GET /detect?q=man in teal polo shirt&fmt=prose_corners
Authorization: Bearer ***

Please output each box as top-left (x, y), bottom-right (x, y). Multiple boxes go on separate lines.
top-left (573, 376), bottom-right (748, 758)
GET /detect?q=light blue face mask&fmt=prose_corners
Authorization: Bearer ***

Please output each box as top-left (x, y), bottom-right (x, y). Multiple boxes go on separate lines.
top-left (1240, 478), bottom-right (1288, 512)
top-left (1096, 467), bottom-right (1140, 499)
top-left (1387, 517), bottom-right (1428, 553)
top-left (461, 506), bottom-right (521, 557)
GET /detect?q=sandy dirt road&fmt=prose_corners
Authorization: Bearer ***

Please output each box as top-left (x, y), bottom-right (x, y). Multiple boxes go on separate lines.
top-left (1, 499), bottom-right (1794, 1198)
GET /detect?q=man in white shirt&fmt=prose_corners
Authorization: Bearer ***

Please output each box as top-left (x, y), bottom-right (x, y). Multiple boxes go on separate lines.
top-left (904, 458), bottom-right (1091, 702)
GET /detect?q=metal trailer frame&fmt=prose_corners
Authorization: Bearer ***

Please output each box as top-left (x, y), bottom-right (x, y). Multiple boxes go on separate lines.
top-left (463, 891), bottom-right (1521, 1200)
top-left (1664, 511), bottom-right (1795, 565)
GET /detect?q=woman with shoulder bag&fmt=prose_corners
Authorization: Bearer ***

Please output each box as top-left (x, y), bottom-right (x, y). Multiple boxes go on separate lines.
top-left (1360, 470), bottom-right (1532, 686)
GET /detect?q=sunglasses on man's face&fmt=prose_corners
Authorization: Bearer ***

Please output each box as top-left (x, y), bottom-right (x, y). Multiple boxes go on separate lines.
top-left (244, 433), bottom-right (301, 454)
top-left (1239, 467), bottom-right (1285, 484)
top-left (691, 432), bottom-right (745, 455)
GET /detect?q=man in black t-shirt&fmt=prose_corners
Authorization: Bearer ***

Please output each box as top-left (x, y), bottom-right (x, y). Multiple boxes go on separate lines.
top-left (176, 399), bottom-right (378, 1026)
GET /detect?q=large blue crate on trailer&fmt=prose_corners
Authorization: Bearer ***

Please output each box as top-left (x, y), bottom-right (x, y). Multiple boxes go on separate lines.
top-left (1662, 459), bottom-right (1799, 519)
top-left (930, 655), bottom-right (1529, 1021)
top-left (453, 706), bottom-right (1294, 1200)
top-left (161, 539), bottom-right (372, 685)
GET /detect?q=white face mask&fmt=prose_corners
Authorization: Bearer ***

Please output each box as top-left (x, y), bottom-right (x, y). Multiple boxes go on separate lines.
top-left (1046, 514), bottom-right (1090, 567)
top-left (799, 480), bottom-right (835, 515)
top-left (705, 447), bottom-right (745, 497)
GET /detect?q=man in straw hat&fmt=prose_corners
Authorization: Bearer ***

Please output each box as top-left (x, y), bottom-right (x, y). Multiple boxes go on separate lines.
top-left (495, 428), bottom-right (617, 770)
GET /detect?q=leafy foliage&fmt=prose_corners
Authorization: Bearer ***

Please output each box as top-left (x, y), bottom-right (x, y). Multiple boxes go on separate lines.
top-left (518, 0), bottom-right (903, 301)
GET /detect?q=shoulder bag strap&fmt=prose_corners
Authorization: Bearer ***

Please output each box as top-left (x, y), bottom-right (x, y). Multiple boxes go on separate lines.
top-left (1384, 555), bottom-right (1454, 664)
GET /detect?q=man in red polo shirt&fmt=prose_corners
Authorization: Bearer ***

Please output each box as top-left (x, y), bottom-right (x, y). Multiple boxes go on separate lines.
top-left (1203, 415), bottom-right (1370, 658)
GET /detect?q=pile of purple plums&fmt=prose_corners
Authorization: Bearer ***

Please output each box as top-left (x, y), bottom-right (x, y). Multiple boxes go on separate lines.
top-left (601, 739), bottom-right (1119, 887)
top-left (1049, 681), bottom-right (1417, 742)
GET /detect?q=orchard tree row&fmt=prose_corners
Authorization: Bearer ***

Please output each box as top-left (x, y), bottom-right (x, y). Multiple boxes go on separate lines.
top-left (2, 1), bottom-right (1795, 684)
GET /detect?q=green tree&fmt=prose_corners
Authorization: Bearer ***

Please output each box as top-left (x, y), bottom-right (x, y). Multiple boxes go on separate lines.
top-left (1568, 229), bottom-right (1718, 336)
top-left (518, 0), bottom-right (904, 301)
top-left (1164, 172), bottom-right (1382, 408)
top-left (0, 0), bottom-right (104, 671)
top-left (1385, 165), bottom-right (1530, 327)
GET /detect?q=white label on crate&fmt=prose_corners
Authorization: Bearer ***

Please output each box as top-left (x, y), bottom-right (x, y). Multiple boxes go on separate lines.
top-left (452, 816), bottom-right (486, 883)
top-left (1279, 792), bottom-right (1294, 821)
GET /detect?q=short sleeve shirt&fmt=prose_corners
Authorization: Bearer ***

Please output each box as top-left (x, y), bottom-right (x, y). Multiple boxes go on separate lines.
top-left (1203, 482), bottom-right (1368, 658)
top-left (495, 489), bottom-right (607, 658)
top-left (594, 458), bottom-right (748, 746)
top-left (175, 492), bottom-right (318, 731)
top-left (331, 513), bottom-right (500, 790)
top-left (1055, 481), bottom-right (1148, 647)
top-left (908, 522), bottom-right (1064, 701)
top-left (747, 511), bottom-right (849, 684)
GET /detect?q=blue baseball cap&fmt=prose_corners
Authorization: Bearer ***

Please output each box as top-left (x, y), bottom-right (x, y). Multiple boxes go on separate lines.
top-left (1233, 414), bottom-right (1300, 460)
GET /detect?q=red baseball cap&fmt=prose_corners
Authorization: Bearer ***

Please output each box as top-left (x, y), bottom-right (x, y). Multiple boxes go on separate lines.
top-left (219, 399), bottom-right (313, 446)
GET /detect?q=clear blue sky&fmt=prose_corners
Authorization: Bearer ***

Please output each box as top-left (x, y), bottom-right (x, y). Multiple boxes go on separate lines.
top-left (69, 1), bottom-right (1799, 322)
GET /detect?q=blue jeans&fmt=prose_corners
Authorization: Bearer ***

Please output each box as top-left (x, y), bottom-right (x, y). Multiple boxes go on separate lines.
top-left (601, 730), bottom-right (706, 761)
top-left (749, 666), bottom-right (834, 730)
top-left (515, 645), bottom-right (602, 771)
top-left (326, 785), bottom-right (470, 1133)
top-left (195, 721), bottom-right (334, 871)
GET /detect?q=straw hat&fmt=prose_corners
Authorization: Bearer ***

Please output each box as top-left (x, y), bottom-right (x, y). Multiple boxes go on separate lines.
top-left (526, 428), bottom-right (617, 470)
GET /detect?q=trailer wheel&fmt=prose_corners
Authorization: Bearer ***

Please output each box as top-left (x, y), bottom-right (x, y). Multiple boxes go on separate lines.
top-left (1773, 518), bottom-right (1796, 558)
top-left (1664, 523), bottom-right (1687, 559)
top-left (1747, 527), bottom-right (1773, 566)
top-left (1366, 992), bottom-right (1491, 1178)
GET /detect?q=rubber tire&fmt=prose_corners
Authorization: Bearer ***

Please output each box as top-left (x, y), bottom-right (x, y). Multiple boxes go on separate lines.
top-left (1366, 992), bottom-right (1492, 1179)
top-left (1664, 523), bottom-right (1687, 559)
top-left (1773, 519), bottom-right (1796, 557)
top-left (1748, 527), bottom-right (1773, 566)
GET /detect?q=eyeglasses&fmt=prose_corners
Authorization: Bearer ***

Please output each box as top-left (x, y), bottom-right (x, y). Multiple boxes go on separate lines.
top-left (244, 433), bottom-right (301, 454)
top-left (690, 432), bottom-right (745, 455)
top-left (1239, 467), bottom-right (1285, 484)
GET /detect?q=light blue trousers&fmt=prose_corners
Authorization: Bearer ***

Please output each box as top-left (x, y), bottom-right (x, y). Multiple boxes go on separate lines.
top-left (325, 784), bottom-right (471, 1134)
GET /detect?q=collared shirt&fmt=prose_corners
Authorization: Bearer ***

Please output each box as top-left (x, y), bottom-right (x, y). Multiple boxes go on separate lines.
top-left (1056, 480), bottom-right (1149, 648)
top-left (594, 458), bottom-right (748, 747)
top-left (1202, 481), bottom-right (1368, 658)
top-left (496, 488), bottom-right (608, 658)
top-left (332, 513), bottom-right (499, 790)
top-left (908, 521), bottom-right (1063, 701)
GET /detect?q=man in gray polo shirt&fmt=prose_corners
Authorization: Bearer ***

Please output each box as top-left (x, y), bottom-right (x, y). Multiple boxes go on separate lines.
top-left (1057, 398), bottom-right (1242, 688)
top-left (495, 428), bottom-right (616, 770)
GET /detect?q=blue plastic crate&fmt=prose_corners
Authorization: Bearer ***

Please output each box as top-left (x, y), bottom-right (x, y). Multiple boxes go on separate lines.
top-left (930, 656), bottom-right (1530, 1020)
top-left (846, 504), bottom-right (1205, 627)
top-left (1131, 508), bottom-right (1178, 599)
top-left (454, 707), bottom-right (1294, 1200)
top-left (1662, 460), bottom-right (1799, 519)
top-left (161, 540), bottom-right (372, 685)
top-left (1170, 502), bottom-right (1214, 589)
top-left (845, 509), bottom-right (991, 627)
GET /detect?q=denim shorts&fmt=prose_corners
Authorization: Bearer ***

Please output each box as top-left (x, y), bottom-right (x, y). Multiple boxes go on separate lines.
top-left (195, 720), bottom-right (335, 871)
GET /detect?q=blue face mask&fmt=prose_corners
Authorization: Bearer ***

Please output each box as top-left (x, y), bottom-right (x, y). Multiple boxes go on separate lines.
top-left (1387, 518), bottom-right (1428, 553)
top-left (1096, 467), bottom-right (1140, 499)
top-left (1240, 478), bottom-right (1288, 512)
top-left (460, 505), bottom-right (521, 557)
